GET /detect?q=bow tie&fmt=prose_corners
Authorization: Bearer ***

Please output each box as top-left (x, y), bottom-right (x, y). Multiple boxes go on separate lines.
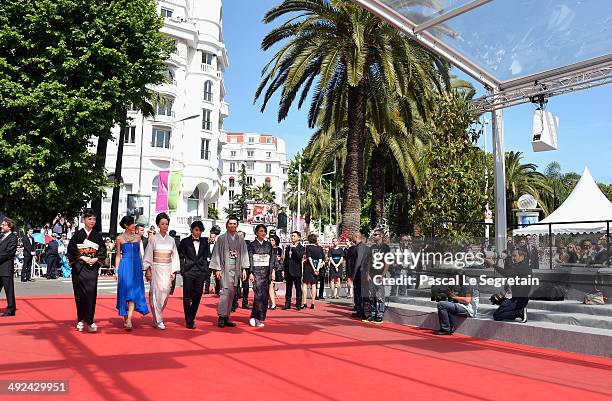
top-left (192, 238), bottom-right (200, 242)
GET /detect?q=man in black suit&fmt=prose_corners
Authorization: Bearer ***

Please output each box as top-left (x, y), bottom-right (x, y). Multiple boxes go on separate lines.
top-left (137, 224), bottom-right (148, 250)
top-left (178, 221), bottom-right (209, 329)
top-left (0, 218), bottom-right (19, 316)
top-left (169, 230), bottom-right (180, 295)
top-left (350, 232), bottom-right (371, 319)
top-left (45, 234), bottom-right (60, 279)
top-left (21, 228), bottom-right (36, 282)
top-left (283, 231), bottom-right (304, 310)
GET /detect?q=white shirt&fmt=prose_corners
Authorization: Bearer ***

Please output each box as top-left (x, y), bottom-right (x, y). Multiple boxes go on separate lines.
top-left (192, 236), bottom-right (201, 254)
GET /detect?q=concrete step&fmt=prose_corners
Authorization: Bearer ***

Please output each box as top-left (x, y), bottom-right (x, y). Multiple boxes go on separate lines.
top-left (389, 296), bottom-right (612, 330)
top-left (328, 298), bottom-right (612, 358)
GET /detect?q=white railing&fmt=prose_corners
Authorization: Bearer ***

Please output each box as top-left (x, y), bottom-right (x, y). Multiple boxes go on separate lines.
top-left (201, 64), bottom-right (214, 73)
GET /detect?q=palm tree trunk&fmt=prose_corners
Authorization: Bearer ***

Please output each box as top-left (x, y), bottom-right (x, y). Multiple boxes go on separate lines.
top-left (341, 81), bottom-right (367, 235)
top-left (109, 111), bottom-right (128, 237)
top-left (91, 137), bottom-right (108, 232)
top-left (370, 145), bottom-right (385, 229)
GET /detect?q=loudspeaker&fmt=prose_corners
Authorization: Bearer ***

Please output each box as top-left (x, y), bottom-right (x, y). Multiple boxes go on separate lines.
top-left (532, 109), bottom-right (558, 152)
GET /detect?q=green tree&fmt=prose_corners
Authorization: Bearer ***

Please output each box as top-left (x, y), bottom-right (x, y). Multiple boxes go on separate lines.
top-left (252, 184), bottom-right (277, 203)
top-left (224, 164), bottom-right (251, 220)
top-left (0, 0), bottom-right (172, 226)
top-left (411, 93), bottom-right (489, 238)
top-left (255, 0), bottom-right (445, 235)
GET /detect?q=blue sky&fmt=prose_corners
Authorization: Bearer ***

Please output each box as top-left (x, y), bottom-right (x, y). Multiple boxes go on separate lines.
top-left (221, 0), bottom-right (612, 184)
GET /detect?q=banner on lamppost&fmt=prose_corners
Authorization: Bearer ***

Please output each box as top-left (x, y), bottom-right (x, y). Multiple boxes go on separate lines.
top-left (155, 170), bottom-right (169, 213)
top-left (168, 171), bottom-right (182, 212)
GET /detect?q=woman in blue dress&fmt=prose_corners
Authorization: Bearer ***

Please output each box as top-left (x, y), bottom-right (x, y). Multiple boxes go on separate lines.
top-left (115, 216), bottom-right (149, 330)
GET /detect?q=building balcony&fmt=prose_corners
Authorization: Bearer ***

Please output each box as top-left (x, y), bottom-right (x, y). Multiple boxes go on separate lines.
top-left (219, 101), bottom-right (229, 117)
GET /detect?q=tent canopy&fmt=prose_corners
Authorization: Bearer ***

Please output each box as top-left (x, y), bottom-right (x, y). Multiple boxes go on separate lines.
top-left (514, 168), bottom-right (612, 235)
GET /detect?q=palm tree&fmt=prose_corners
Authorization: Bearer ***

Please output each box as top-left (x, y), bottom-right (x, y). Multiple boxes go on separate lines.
top-left (252, 184), bottom-right (277, 203)
top-left (255, 0), bottom-right (446, 235)
top-left (505, 151), bottom-right (552, 228)
top-left (108, 91), bottom-right (166, 236)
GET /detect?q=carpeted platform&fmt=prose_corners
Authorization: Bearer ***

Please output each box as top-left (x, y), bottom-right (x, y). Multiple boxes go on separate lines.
top-left (0, 292), bottom-right (611, 401)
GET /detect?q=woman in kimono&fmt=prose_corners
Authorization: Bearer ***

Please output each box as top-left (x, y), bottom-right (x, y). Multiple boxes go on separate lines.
top-left (143, 213), bottom-right (179, 330)
top-left (248, 224), bottom-right (278, 327)
top-left (115, 216), bottom-right (149, 331)
top-left (66, 208), bottom-right (106, 333)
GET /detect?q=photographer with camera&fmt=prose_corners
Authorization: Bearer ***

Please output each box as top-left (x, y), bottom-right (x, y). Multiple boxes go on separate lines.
top-left (434, 280), bottom-right (479, 335)
top-left (491, 247), bottom-right (531, 323)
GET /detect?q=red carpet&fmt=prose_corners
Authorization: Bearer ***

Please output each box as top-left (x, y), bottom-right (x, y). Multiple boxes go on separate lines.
top-left (0, 289), bottom-right (611, 401)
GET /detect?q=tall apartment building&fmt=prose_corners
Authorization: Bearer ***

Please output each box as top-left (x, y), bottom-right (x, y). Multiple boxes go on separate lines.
top-left (218, 133), bottom-right (290, 218)
top-left (100, 0), bottom-right (228, 235)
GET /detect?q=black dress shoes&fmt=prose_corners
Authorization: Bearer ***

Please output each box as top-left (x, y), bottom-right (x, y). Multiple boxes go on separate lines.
top-left (224, 318), bottom-right (236, 327)
top-left (2, 311), bottom-right (16, 317)
top-left (217, 317), bottom-right (226, 328)
top-left (186, 323), bottom-right (196, 329)
top-left (433, 329), bottom-right (453, 335)
top-left (282, 304), bottom-right (291, 310)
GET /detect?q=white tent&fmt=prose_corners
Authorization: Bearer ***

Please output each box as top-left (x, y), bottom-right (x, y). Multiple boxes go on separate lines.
top-left (514, 168), bottom-right (612, 235)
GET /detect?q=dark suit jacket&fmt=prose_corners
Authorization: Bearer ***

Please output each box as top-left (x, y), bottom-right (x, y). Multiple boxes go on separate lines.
top-left (22, 235), bottom-right (36, 257)
top-left (0, 232), bottom-right (18, 277)
top-left (284, 243), bottom-right (304, 277)
top-left (351, 242), bottom-right (371, 281)
top-left (46, 240), bottom-right (59, 256)
top-left (178, 236), bottom-right (209, 276)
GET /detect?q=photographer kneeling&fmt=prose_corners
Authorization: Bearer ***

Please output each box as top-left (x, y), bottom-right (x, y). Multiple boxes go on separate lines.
top-left (434, 282), bottom-right (479, 335)
top-left (491, 247), bottom-right (531, 323)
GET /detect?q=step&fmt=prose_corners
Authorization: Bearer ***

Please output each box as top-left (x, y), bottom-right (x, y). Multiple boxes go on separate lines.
top-left (328, 298), bottom-right (612, 358)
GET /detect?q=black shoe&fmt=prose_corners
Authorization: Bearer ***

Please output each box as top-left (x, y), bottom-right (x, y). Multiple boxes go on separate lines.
top-left (310, 304), bottom-right (315, 310)
top-left (373, 317), bottom-right (384, 324)
top-left (2, 311), bottom-right (16, 317)
top-left (315, 296), bottom-right (321, 300)
top-left (186, 323), bottom-right (196, 330)
top-left (362, 316), bottom-right (374, 323)
top-left (224, 318), bottom-right (236, 327)
top-left (519, 308), bottom-right (528, 323)
top-left (217, 317), bottom-right (226, 328)
top-left (242, 302), bottom-right (249, 309)
top-left (282, 304), bottom-right (291, 310)
top-left (269, 305), bottom-right (277, 310)
top-left (433, 329), bottom-right (453, 335)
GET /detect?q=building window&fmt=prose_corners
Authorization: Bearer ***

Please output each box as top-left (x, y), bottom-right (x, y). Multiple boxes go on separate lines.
top-left (151, 127), bottom-right (171, 148)
top-left (229, 178), bottom-right (235, 187)
top-left (201, 138), bottom-right (210, 160)
top-left (122, 126), bottom-right (136, 144)
top-left (265, 163), bottom-right (272, 173)
top-left (202, 51), bottom-right (214, 65)
top-left (203, 81), bottom-right (213, 102)
top-left (230, 150), bottom-right (236, 157)
top-left (156, 97), bottom-right (173, 116)
top-left (266, 152), bottom-right (271, 158)
top-left (247, 150), bottom-right (254, 157)
top-left (152, 176), bottom-right (158, 193)
top-left (247, 176), bottom-right (254, 185)
top-left (202, 109), bottom-right (212, 131)
top-left (228, 190), bottom-right (235, 199)
top-left (229, 162), bottom-right (236, 172)
top-left (264, 178), bottom-right (271, 187)
top-left (266, 137), bottom-right (273, 144)
top-left (188, 187), bottom-right (199, 216)
top-left (248, 137), bottom-right (255, 143)
top-left (246, 161), bottom-right (254, 171)
top-left (283, 181), bottom-right (288, 191)
top-left (283, 167), bottom-right (288, 174)
top-left (161, 7), bottom-right (173, 18)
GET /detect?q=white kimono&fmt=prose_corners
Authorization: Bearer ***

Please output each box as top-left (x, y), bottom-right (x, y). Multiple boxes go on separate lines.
top-left (143, 233), bottom-right (180, 324)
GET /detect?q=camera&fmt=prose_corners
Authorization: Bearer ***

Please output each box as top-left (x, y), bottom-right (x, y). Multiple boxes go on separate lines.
top-left (489, 293), bottom-right (506, 305)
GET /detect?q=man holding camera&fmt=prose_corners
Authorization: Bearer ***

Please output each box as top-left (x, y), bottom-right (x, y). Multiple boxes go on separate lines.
top-left (434, 282), bottom-right (479, 335)
top-left (492, 248), bottom-right (531, 323)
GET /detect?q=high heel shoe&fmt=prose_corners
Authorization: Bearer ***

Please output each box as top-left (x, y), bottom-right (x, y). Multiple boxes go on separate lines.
top-left (125, 319), bottom-right (132, 331)
top-left (310, 304), bottom-right (315, 310)
top-left (270, 305), bottom-right (277, 310)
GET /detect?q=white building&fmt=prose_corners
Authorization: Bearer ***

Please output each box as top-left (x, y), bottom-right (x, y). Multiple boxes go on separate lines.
top-left (100, 0), bottom-right (229, 235)
top-left (218, 133), bottom-right (290, 218)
